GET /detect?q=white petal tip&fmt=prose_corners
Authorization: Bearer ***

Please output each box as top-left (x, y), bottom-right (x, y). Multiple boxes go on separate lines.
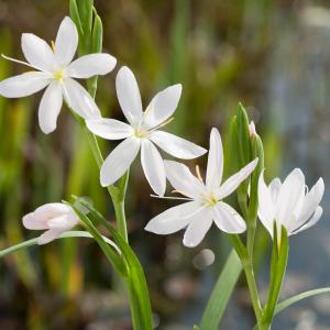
top-left (172, 83), bottom-right (182, 93)
top-left (317, 177), bottom-right (325, 190)
top-left (144, 221), bottom-right (163, 234)
top-left (291, 168), bottom-right (304, 177)
top-left (63, 16), bottom-right (74, 23)
top-left (100, 178), bottom-right (110, 188)
top-left (118, 66), bottom-right (131, 74)
top-left (40, 126), bottom-right (55, 135)
top-left (210, 127), bottom-right (220, 135)
top-left (144, 223), bottom-right (154, 233)
top-left (182, 239), bottom-right (199, 248)
top-left (100, 54), bottom-right (117, 74)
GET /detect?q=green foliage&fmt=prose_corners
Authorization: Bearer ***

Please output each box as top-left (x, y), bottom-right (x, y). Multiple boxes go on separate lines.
top-left (275, 287), bottom-right (330, 315)
top-left (71, 197), bottom-right (153, 330)
top-left (199, 250), bottom-right (242, 330)
top-left (260, 225), bottom-right (289, 328)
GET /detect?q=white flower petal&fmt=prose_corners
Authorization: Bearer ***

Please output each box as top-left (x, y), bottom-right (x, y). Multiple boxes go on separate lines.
top-left (257, 171), bottom-right (276, 236)
top-left (0, 72), bottom-right (50, 98)
top-left (54, 16), bottom-right (78, 66)
top-left (164, 160), bottom-right (206, 199)
top-left (145, 201), bottom-right (201, 234)
top-left (21, 33), bottom-right (57, 72)
top-left (215, 158), bottom-right (258, 199)
top-left (34, 202), bottom-right (72, 216)
top-left (183, 208), bottom-right (213, 247)
top-left (48, 214), bottom-right (78, 230)
top-left (67, 53), bottom-right (117, 78)
top-left (213, 202), bottom-right (247, 233)
top-left (37, 229), bottom-right (64, 245)
top-left (150, 131), bottom-right (207, 160)
top-left (100, 137), bottom-right (140, 187)
top-left (141, 140), bottom-right (166, 196)
top-left (276, 168), bottom-right (305, 226)
top-left (269, 178), bottom-right (282, 204)
top-left (206, 128), bottom-right (223, 189)
top-left (22, 203), bottom-right (74, 230)
top-left (86, 118), bottom-right (133, 140)
top-left (38, 82), bottom-right (63, 134)
top-left (116, 66), bottom-right (143, 125)
top-left (63, 78), bottom-right (101, 119)
top-left (292, 206), bottom-right (323, 235)
top-left (23, 212), bottom-right (49, 230)
top-left (290, 178), bottom-right (325, 232)
top-left (143, 84), bottom-right (182, 129)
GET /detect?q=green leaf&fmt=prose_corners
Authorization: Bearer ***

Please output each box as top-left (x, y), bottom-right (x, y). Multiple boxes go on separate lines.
top-left (237, 102), bottom-right (252, 165)
top-left (261, 225), bottom-right (289, 327)
top-left (70, 203), bottom-right (126, 276)
top-left (92, 13), bottom-right (103, 53)
top-left (199, 250), bottom-right (242, 330)
top-left (74, 198), bottom-right (153, 330)
top-left (0, 230), bottom-right (117, 258)
top-left (275, 287), bottom-right (330, 315)
top-left (78, 0), bottom-right (94, 33)
top-left (248, 134), bottom-right (264, 220)
top-left (69, 0), bottom-right (83, 35)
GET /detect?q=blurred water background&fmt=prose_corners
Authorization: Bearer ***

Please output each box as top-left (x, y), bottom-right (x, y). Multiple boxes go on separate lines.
top-left (0, 0), bottom-right (329, 329)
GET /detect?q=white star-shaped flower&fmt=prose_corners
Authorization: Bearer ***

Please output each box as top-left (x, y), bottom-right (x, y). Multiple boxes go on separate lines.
top-left (145, 128), bottom-right (258, 247)
top-left (258, 169), bottom-right (324, 238)
top-left (86, 66), bottom-right (207, 196)
top-left (0, 16), bottom-right (117, 134)
top-left (23, 203), bottom-right (79, 245)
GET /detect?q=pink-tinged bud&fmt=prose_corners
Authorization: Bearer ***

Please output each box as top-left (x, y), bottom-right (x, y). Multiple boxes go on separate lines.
top-left (22, 203), bottom-right (79, 245)
top-left (249, 121), bottom-right (257, 137)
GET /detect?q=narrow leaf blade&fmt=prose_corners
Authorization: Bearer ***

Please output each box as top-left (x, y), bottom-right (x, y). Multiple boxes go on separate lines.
top-left (199, 250), bottom-right (242, 329)
top-left (275, 288), bottom-right (330, 315)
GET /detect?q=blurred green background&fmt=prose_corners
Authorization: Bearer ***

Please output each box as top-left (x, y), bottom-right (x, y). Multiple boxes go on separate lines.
top-left (0, 0), bottom-right (330, 329)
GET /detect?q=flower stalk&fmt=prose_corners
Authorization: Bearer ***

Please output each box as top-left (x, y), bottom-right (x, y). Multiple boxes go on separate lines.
top-left (259, 225), bottom-right (289, 329)
top-left (229, 104), bottom-right (265, 327)
top-left (69, 2), bottom-right (152, 328)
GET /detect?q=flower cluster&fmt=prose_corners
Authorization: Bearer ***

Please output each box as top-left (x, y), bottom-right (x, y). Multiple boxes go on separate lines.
top-left (0, 16), bottom-right (324, 245)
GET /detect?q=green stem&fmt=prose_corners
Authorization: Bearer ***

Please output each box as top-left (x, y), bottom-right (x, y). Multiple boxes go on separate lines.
top-left (111, 172), bottom-right (130, 242)
top-left (77, 116), bottom-right (129, 242)
top-left (247, 218), bottom-right (257, 258)
top-left (230, 235), bottom-right (263, 326)
top-left (260, 232), bottom-right (289, 329)
top-left (243, 258), bottom-right (263, 326)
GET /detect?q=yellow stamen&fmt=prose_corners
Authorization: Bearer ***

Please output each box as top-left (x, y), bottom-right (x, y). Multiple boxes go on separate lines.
top-left (53, 69), bottom-right (65, 82)
top-left (134, 128), bottom-right (149, 139)
top-left (51, 40), bottom-right (56, 52)
top-left (195, 165), bottom-right (203, 183)
top-left (151, 117), bottom-right (175, 132)
top-left (203, 192), bottom-right (218, 207)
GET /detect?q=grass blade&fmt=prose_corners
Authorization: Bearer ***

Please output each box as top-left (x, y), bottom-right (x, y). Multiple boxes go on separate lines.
top-left (0, 230), bottom-right (118, 258)
top-left (275, 287), bottom-right (330, 315)
top-left (199, 249), bottom-right (242, 330)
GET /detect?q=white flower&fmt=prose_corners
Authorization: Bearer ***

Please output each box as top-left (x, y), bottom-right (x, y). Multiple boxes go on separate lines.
top-left (0, 16), bottom-right (117, 134)
top-left (23, 203), bottom-right (79, 245)
top-left (258, 169), bottom-right (324, 238)
top-left (145, 128), bottom-right (258, 247)
top-left (86, 66), bottom-right (207, 196)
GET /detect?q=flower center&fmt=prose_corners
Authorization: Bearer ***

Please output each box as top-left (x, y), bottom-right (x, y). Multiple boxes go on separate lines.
top-left (133, 128), bottom-right (149, 139)
top-left (53, 69), bottom-right (65, 82)
top-left (204, 192), bottom-right (218, 207)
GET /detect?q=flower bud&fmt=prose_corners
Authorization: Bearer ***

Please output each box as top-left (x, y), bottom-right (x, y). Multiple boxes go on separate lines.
top-left (23, 203), bottom-right (79, 245)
